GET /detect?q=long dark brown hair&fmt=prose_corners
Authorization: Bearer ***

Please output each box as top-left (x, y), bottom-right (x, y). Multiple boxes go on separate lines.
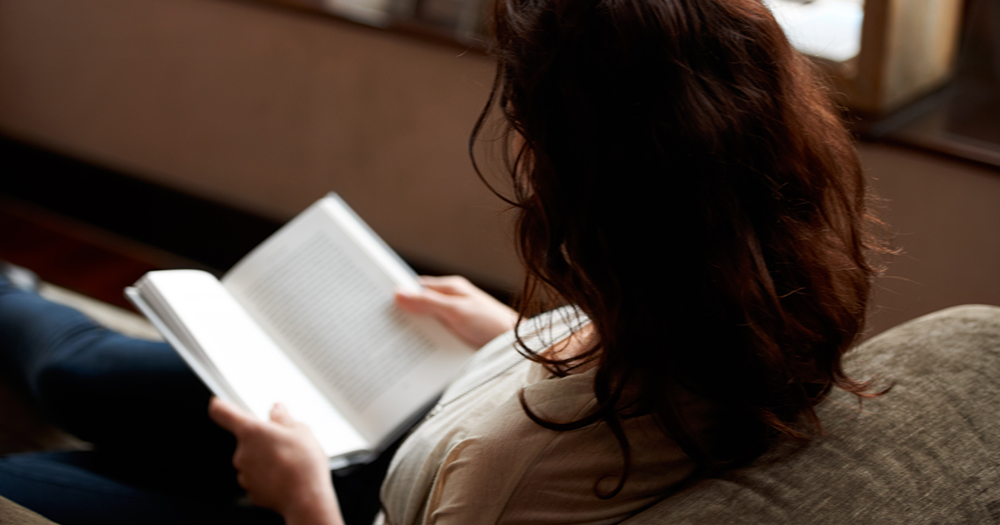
top-left (470, 0), bottom-right (887, 497)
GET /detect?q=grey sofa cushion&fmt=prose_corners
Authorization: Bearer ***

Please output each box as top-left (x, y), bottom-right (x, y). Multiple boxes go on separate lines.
top-left (625, 305), bottom-right (1000, 524)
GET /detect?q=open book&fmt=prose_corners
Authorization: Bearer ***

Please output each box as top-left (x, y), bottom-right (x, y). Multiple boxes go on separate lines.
top-left (126, 194), bottom-right (474, 469)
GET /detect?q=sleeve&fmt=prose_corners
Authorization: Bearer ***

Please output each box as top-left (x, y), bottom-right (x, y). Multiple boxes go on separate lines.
top-left (422, 375), bottom-right (696, 525)
top-left (423, 377), bottom-right (601, 525)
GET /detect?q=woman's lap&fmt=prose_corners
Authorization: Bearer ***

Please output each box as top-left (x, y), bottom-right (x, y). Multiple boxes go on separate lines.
top-left (0, 451), bottom-right (282, 525)
top-left (0, 278), bottom-right (390, 524)
top-left (0, 280), bottom-right (252, 520)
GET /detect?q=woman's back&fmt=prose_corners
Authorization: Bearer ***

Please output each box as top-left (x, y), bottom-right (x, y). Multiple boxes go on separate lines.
top-left (476, 0), bottom-right (885, 477)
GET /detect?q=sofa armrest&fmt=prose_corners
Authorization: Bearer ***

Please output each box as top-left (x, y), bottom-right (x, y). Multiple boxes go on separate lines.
top-left (625, 305), bottom-right (1000, 524)
top-left (0, 496), bottom-right (57, 525)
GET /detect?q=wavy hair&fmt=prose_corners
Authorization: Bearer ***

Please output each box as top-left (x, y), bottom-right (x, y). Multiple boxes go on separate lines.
top-left (470, 0), bottom-right (888, 496)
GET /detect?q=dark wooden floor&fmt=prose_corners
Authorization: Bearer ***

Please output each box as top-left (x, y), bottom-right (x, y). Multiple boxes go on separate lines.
top-left (0, 197), bottom-right (170, 310)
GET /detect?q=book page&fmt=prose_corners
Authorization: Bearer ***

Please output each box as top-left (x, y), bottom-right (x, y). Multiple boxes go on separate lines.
top-left (134, 270), bottom-right (369, 460)
top-left (223, 195), bottom-right (472, 445)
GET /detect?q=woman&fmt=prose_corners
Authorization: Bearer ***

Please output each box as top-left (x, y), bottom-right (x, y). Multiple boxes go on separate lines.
top-left (0, 0), bottom-right (884, 522)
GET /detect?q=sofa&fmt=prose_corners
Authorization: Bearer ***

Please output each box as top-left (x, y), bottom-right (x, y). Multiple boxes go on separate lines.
top-left (2, 304), bottom-right (998, 524)
top-left (626, 304), bottom-right (1000, 524)
top-left (0, 495), bottom-right (56, 525)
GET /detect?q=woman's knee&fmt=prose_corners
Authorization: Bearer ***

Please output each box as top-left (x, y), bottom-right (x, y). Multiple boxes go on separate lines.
top-left (31, 357), bottom-right (107, 437)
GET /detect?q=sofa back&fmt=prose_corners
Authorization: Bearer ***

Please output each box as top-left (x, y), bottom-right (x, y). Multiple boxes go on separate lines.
top-left (625, 305), bottom-right (1000, 524)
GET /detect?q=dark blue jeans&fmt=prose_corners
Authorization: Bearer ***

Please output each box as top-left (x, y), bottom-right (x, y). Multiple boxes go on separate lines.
top-left (0, 278), bottom-right (390, 525)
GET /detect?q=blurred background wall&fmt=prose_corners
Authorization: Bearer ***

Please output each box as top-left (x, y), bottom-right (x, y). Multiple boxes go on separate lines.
top-left (1, 0), bottom-right (998, 338)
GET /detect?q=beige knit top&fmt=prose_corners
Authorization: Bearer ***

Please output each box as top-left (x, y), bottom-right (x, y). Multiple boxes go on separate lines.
top-left (376, 309), bottom-right (696, 525)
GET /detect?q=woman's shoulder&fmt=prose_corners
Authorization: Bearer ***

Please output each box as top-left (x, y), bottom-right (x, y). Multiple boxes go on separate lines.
top-left (424, 376), bottom-right (694, 525)
top-left (382, 306), bottom-right (696, 525)
top-left (385, 361), bottom-right (692, 525)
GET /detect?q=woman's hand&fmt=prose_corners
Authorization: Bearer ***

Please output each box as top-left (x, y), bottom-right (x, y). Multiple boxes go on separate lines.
top-left (395, 275), bottom-right (518, 348)
top-left (208, 398), bottom-right (343, 525)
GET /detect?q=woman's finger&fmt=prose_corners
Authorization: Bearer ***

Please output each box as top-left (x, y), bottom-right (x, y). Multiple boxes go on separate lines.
top-left (208, 397), bottom-right (255, 436)
top-left (395, 288), bottom-right (459, 315)
top-left (270, 402), bottom-right (295, 426)
top-left (236, 472), bottom-right (248, 490)
top-left (418, 275), bottom-right (473, 295)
